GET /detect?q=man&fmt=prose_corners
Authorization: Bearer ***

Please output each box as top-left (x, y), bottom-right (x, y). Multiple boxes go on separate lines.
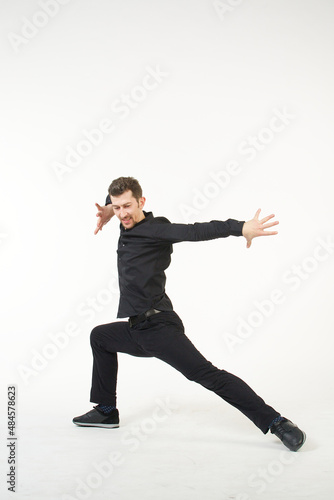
top-left (73, 176), bottom-right (306, 452)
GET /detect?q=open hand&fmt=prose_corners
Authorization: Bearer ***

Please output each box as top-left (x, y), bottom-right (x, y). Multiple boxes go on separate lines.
top-left (242, 208), bottom-right (279, 248)
top-left (94, 203), bottom-right (114, 235)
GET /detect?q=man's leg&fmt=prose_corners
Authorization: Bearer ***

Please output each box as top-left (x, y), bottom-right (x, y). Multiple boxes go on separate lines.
top-left (90, 320), bottom-right (152, 406)
top-left (73, 320), bottom-right (152, 427)
top-left (134, 311), bottom-right (279, 434)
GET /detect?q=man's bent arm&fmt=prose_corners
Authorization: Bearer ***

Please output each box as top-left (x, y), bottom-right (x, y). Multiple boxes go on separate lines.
top-left (94, 195), bottom-right (115, 235)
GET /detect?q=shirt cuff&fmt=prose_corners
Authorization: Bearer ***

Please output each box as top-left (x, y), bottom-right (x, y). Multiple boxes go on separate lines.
top-left (226, 219), bottom-right (245, 236)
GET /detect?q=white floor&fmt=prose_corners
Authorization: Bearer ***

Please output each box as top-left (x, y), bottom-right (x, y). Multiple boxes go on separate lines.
top-left (2, 393), bottom-right (332, 500)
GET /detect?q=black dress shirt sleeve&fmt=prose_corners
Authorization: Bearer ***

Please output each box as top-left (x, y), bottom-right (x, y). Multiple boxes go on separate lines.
top-left (134, 216), bottom-right (245, 243)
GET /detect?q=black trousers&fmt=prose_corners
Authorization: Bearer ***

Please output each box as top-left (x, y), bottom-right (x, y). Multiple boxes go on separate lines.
top-left (90, 310), bottom-right (280, 434)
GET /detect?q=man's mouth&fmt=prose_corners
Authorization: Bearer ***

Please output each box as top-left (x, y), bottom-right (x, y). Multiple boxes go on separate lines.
top-left (122, 217), bottom-right (131, 225)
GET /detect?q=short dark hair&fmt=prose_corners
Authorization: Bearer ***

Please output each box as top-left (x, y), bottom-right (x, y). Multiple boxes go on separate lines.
top-left (108, 176), bottom-right (143, 202)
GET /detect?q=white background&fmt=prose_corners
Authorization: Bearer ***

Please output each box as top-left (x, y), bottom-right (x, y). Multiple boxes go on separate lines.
top-left (1, 0), bottom-right (333, 499)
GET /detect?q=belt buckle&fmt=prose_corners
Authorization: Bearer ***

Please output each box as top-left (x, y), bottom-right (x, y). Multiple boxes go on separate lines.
top-left (129, 309), bottom-right (160, 328)
top-left (129, 312), bottom-right (145, 328)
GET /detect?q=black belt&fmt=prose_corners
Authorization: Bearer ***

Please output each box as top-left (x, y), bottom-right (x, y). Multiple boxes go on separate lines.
top-left (128, 308), bottom-right (161, 328)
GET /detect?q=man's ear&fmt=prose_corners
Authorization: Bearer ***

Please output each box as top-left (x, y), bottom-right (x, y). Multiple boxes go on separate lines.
top-left (139, 197), bottom-right (146, 209)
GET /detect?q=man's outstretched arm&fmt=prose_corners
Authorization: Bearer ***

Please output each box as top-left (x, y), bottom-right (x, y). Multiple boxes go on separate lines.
top-left (242, 208), bottom-right (279, 248)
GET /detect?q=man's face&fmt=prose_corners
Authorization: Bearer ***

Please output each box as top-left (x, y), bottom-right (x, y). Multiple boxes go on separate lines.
top-left (110, 190), bottom-right (146, 229)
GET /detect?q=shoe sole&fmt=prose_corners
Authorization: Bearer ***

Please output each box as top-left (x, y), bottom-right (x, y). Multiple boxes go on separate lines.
top-left (73, 422), bottom-right (119, 428)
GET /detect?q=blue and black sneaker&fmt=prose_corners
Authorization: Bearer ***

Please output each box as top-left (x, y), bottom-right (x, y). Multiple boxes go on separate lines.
top-left (73, 406), bottom-right (119, 428)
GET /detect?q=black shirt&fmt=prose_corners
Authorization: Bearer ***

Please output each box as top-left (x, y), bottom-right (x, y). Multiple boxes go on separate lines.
top-left (105, 196), bottom-right (245, 318)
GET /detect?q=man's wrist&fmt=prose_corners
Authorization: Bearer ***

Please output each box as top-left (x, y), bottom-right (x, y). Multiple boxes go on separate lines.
top-left (241, 221), bottom-right (247, 237)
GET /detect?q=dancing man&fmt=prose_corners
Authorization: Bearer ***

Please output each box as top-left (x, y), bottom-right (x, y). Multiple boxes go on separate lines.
top-left (73, 176), bottom-right (306, 451)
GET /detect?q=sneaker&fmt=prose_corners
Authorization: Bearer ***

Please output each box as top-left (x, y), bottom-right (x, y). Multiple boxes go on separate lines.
top-left (73, 406), bottom-right (120, 428)
top-left (270, 417), bottom-right (306, 451)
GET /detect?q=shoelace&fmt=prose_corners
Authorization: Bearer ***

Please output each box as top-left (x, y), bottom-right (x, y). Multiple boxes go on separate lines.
top-left (271, 418), bottom-right (288, 437)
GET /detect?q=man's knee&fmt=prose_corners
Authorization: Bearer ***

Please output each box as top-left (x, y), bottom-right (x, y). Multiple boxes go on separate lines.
top-left (90, 325), bottom-right (104, 346)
